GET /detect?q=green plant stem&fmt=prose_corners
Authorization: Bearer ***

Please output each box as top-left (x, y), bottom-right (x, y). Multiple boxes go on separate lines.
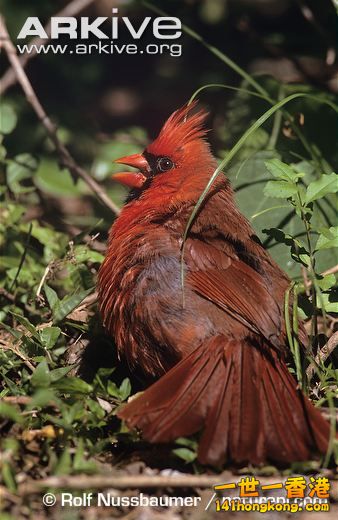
top-left (284, 283), bottom-right (295, 355)
top-left (292, 284), bottom-right (304, 391)
top-left (9, 223), bottom-right (33, 292)
top-left (188, 83), bottom-right (268, 105)
top-left (296, 192), bottom-right (324, 343)
top-left (268, 86), bottom-right (284, 149)
top-left (322, 393), bottom-right (336, 468)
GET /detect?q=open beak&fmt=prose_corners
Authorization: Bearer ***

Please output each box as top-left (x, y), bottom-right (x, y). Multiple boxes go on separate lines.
top-left (112, 153), bottom-right (148, 189)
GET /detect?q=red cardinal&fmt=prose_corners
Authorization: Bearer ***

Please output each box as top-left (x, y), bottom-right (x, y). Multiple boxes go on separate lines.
top-left (98, 103), bottom-right (330, 466)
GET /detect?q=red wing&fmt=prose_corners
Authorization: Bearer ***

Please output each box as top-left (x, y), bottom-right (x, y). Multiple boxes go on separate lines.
top-left (186, 240), bottom-right (282, 347)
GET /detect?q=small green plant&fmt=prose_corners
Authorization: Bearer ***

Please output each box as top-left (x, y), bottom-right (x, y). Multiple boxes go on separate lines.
top-left (262, 159), bottom-right (337, 388)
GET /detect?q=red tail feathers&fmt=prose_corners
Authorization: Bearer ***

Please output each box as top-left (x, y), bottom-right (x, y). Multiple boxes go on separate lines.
top-left (118, 337), bottom-right (330, 466)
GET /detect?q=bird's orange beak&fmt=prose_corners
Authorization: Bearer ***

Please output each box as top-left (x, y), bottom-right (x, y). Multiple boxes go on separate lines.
top-left (112, 153), bottom-right (148, 189)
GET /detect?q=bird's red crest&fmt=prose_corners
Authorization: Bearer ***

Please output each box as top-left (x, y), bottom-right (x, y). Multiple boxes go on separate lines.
top-left (147, 101), bottom-right (208, 156)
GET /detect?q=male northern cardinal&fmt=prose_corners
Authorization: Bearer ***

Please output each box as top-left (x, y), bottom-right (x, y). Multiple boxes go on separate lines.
top-left (98, 103), bottom-right (331, 466)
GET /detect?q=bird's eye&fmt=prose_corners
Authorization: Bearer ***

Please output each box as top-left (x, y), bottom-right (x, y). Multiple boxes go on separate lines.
top-left (157, 157), bottom-right (174, 172)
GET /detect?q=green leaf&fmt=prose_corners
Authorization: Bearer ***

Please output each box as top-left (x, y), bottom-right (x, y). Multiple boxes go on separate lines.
top-left (35, 159), bottom-right (85, 197)
top-left (317, 292), bottom-right (338, 313)
top-left (262, 228), bottom-right (310, 267)
top-left (53, 377), bottom-right (92, 394)
top-left (263, 180), bottom-right (298, 198)
top-left (44, 285), bottom-right (60, 311)
top-left (6, 154), bottom-right (38, 194)
top-left (73, 439), bottom-right (97, 473)
top-left (28, 389), bottom-right (57, 409)
top-left (0, 104), bottom-right (17, 134)
top-left (118, 378), bottom-right (131, 401)
top-left (49, 366), bottom-right (74, 383)
top-left (2, 462), bottom-right (17, 493)
top-left (175, 437), bottom-right (198, 449)
top-left (305, 173), bottom-right (338, 203)
top-left (53, 288), bottom-right (93, 322)
top-left (231, 152), bottom-right (304, 275)
top-left (39, 327), bottom-right (61, 349)
top-left (172, 447), bottom-right (197, 463)
top-left (31, 360), bottom-right (51, 388)
top-left (87, 399), bottom-right (105, 419)
top-left (265, 159), bottom-right (304, 182)
top-left (316, 274), bottom-right (337, 291)
top-left (315, 227), bottom-right (338, 251)
top-left (31, 225), bottom-right (67, 254)
top-left (0, 402), bottom-right (23, 423)
top-left (10, 312), bottom-right (39, 338)
top-left (73, 245), bottom-right (104, 264)
top-left (0, 144), bottom-right (7, 160)
top-left (107, 381), bottom-right (120, 398)
top-left (2, 203), bottom-right (25, 226)
top-left (54, 449), bottom-right (72, 476)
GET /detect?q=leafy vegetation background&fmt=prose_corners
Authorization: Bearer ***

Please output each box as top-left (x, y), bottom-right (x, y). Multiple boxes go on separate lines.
top-left (0, 0), bottom-right (337, 518)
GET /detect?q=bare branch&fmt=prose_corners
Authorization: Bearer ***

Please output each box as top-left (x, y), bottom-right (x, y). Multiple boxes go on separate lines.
top-left (17, 473), bottom-right (276, 494)
top-left (0, 15), bottom-right (120, 215)
top-left (306, 331), bottom-right (338, 380)
top-left (0, 0), bottom-right (96, 95)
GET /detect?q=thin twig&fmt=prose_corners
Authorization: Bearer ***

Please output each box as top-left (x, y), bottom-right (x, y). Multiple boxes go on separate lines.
top-left (19, 475), bottom-right (219, 494)
top-left (0, 0), bottom-right (96, 95)
top-left (0, 15), bottom-right (120, 215)
top-left (16, 473), bottom-right (270, 494)
top-left (35, 264), bottom-right (51, 300)
top-left (306, 331), bottom-right (338, 380)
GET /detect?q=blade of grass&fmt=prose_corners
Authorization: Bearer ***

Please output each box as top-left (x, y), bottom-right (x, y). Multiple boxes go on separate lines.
top-left (188, 83), bottom-right (268, 105)
top-left (292, 284), bottom-right (304, 391)
top-left (284, 283), bottom-right (295, 360)
top-left (251, 205), bottom-right (290, 219)
top-left (180, 92), bottom-right (338, 294)
top-left (9, 222), bottom-right (33, 292)
top-left (268, 85), bottom-right (284, 149)
top-left (322, 393), bottom-right (336, 468)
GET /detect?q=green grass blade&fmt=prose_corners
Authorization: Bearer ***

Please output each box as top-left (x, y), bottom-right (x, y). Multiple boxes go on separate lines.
top-left (188, 83), bottom-right (268, 105)
top-left (284, 283), bottom-right (295, 358)
top-left (251, 205), bottom-right (290, 219)
top-left (292, 284), bottom-right (303, 390)
top-left (182, 93), bottom-right (306, 248)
